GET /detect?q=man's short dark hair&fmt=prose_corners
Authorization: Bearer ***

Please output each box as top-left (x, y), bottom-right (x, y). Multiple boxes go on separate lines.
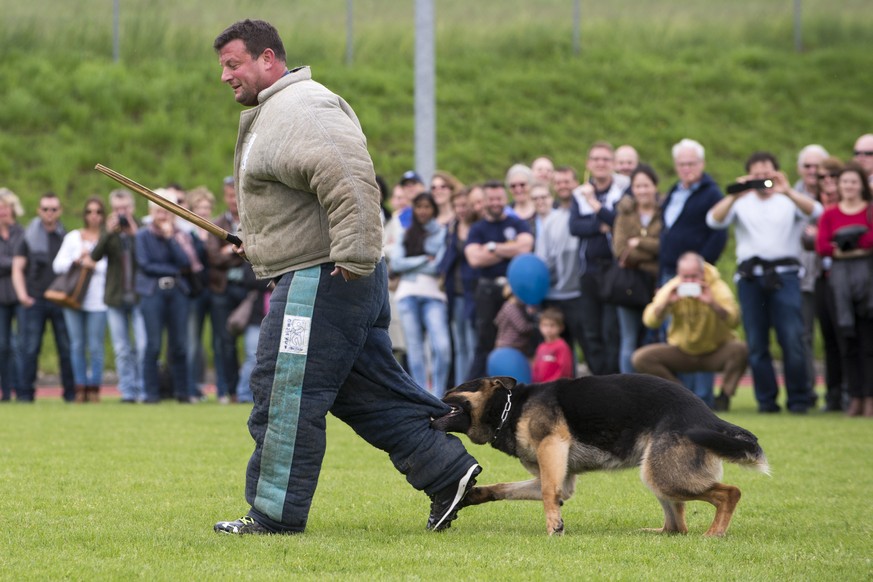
top-left (213, 19), bottom-right (286, 62)
top-left (554, 165), bottom-right (578, 180)
top-left (744, 151), bottom-right (780, 173)
top-left (482, 179), bottom-right (504, 190)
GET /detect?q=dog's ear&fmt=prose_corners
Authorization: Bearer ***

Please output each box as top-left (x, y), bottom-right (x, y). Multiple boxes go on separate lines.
top-left (494, 376), bottom-right (517, 391)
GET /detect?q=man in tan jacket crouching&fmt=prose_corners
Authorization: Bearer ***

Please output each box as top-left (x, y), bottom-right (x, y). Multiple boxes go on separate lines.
top-left (632, 252), bottom-right (747, 411)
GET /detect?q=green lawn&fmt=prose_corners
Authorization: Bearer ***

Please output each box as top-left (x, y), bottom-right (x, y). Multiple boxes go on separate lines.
top-left (1, 388), bottom-right (870, 580)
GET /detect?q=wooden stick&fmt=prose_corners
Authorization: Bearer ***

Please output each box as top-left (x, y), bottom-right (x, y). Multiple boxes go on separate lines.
top-left (94, 164), bottom-right (242, 247)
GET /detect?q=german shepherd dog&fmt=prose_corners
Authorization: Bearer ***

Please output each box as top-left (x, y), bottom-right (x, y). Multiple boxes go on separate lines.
top-left (431, 374), bottom-right (770, 536)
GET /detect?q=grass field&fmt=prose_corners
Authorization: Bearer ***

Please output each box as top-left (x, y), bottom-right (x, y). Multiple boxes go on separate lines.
top-left (1, 389), bottom-right (871, 580)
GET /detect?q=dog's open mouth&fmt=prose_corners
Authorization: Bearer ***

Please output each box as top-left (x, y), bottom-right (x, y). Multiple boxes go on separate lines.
top-left (431, 405), bottom-right (466, 431)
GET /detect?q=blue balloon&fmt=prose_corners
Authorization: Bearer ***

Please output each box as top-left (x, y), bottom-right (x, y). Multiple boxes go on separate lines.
top-left (507, 253), bottom-right (550, 305)
top-left (487, 347), bottom-right (532, 384)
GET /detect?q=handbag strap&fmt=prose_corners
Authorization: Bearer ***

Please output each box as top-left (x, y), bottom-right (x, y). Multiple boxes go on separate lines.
top-left (71, 265), bottom-right (93, 298)
top-left (617, 246), bottom-right (632, 267)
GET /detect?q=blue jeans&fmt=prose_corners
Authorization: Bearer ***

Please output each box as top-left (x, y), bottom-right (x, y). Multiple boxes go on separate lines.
top-left (658, 271), bottom-right (714, 404)
top-left (398, 295), bottom-right (452, 398)
top-left (245, 261), bottom-right (476, 532)
top-left (140, 288), bottom-right (189, 401)
top-left (187, 291), bottom-right (211, 397)
top-left (210, 286), bottom-right (246, 398)
top-left (737, 272), bottom-right (809, 412)
top-left (235, 323), bottom-right (259, 403)
top-left (107, 304), bottom-right (146, 401)
top-left (0, 303), bottom-right (23, 400)
top-left (616, 305), bottom-right (644, 374)
top-left (449, 296), bottom-right (477, 386)
top-left (62, 308), bottom-right (108, 386)
top-left (19, 298), bottom-right (74, 401)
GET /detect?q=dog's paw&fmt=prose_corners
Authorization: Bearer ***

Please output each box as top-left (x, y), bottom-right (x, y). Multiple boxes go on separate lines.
top-left (547, 519), bottom-right (564, 536)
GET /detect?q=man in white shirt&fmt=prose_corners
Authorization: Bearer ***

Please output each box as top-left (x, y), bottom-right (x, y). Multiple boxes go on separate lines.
top-left (706, 151), bottom-right (822, 414)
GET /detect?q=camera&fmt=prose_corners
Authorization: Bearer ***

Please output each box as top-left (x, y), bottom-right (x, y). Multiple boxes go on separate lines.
top-left (118, 215), bottom-right (130, 229)
top-left (677, 282), bottom-right (702, 298)
top-left (832, 224), bottom-right (869, 251)
top-left (726, 179), bottom-right (773, 194)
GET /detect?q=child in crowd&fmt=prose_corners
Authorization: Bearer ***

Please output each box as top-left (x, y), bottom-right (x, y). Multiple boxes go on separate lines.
top-left (532, 307), bottom-right (575, 382)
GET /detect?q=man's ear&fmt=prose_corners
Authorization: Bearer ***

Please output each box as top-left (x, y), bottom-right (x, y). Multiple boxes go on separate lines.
top-left (261, 48), bottom-right (280, 69)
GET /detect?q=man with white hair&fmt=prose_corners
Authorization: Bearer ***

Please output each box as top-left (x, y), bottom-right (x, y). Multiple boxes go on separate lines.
top-left (853, 134), bottom-right (873, 187)
top-left (794, 144), bottom-right (829, 408)
top-left (795, 144), bottom-right (829, 197)
top-left (658, 138), bottom-right (727, 407)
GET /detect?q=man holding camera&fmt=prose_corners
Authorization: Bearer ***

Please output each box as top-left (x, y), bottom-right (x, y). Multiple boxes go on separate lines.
top-left (706, 151), bottom-right (822, 414)
top-left (632, 252), bottom-right (747, 409)
top-left (91, 188), bottom-right (144, 403)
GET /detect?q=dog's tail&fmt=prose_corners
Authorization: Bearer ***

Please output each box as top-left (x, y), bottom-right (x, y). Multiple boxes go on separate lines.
top-left (685, 428), bottom-right (771, 476)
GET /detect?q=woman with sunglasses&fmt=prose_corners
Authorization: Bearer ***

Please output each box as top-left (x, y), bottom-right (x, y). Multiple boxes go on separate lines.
top-left (815, 162), bottom-right (873, 417)
top-left (52, 197), bottom-right (108, 402)
top-left (430, 170), bottom-right (463, 227)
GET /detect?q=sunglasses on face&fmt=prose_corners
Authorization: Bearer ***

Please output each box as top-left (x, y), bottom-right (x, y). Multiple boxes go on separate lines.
top-left (854, 150), bottom-right (873, 157)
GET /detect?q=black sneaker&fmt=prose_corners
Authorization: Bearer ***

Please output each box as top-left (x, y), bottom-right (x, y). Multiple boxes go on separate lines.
top-left (426, 464), bottom-right (482, 532)
top-left (214, 515), bottom-right (274, 535)
top-left (713, 392), bottom-right (730, 412)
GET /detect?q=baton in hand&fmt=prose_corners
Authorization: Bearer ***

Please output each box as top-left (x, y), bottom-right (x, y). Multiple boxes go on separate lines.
top-left (94, 164), bottom-right (242, 247)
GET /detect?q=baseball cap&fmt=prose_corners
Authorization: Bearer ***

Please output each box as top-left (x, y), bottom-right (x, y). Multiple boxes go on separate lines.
top-left (400, 170), bottom-right (423, 184)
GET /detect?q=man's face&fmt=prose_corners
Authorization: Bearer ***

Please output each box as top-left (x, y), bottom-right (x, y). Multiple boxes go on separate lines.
top-left (531, 158), bottom-right (554, 184)
top-left (748, 160), bottom-right (777, 196)
top-left (401, 180), bottom-right (425, 201)
top-left (111, 199), bottom-right (133, 218)
top-left (614, 147), bottom-right (638, 176)
top-left (553, 170), bottom-right (578, 201)
top-left (483, 186), bottom-right (508, 220)
top-left (224, 184), bottom-right (238, 215)
top-left (854, 135), bottom-right (873, 176)
top-left (798, 152), bottom-right (825, 189)
top-left (674, 147), bottom-right (704, 188)
top-left (38, 198), bottom-right (61, 228)
top-left (677, 258), bottom-right (704, 283)
top-left (587, 147), bottom-right (614, 181)
top-left (219, 39), bottom-right (269, 106)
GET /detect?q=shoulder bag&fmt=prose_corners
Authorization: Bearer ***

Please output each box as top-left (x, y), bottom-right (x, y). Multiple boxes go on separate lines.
top-left (598, 248), bottom-right (655, 309)
top-left (44, 264), bottom-right (94, 310)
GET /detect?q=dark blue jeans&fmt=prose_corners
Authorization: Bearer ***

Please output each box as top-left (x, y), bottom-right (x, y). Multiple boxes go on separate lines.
top-left (737, 272), bottom-right (808, 412)
top-left (0, 303), bottom-right (23, 400)
top-left (19, 298), bottom-right (74, 401)
top-left (209, 285), bottom-right (246, 398)
top-left (140, 288), bottom-right (189, 402)
top-left (244, 261), bottom-right (477, 533)
top-left (579, 271), bottom-right (619, 375)
top-left (658, 270), bottom-right (714, 405)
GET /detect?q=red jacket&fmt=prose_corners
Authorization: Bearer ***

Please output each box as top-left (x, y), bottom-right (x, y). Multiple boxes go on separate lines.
top-left (532, 339), bottom-right (574, 383)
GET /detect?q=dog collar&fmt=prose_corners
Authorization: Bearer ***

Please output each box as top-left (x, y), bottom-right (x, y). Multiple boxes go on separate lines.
top-left (491, 388), bottom-right (512, 442)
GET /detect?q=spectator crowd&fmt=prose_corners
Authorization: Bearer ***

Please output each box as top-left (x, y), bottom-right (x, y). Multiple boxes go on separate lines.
top-left (1, 133), bottom-right (872, 418)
